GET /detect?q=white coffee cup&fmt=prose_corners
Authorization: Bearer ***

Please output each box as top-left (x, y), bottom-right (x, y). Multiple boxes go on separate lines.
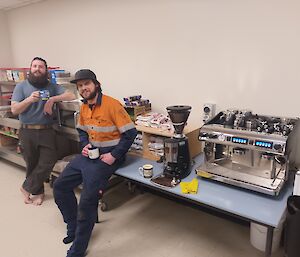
top-left (88, 147), bottom-right (100, 160)
top-left (139, 164), bottom-right (153, 178)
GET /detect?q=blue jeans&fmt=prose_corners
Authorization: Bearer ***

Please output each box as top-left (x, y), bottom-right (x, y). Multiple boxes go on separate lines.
top-left (53, 154), bottom-right (122, 257)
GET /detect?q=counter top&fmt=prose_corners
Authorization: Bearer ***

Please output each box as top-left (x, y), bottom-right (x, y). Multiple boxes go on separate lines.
top-left (115, 154), bottom-right (292, 228)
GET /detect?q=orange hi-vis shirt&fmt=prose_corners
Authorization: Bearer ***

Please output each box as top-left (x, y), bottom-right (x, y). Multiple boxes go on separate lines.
top-left (77, 94), bottom-right (136, 149)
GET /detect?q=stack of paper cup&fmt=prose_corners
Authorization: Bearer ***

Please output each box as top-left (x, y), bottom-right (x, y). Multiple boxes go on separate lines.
top-left (293, 171), bottom-right (300, 196)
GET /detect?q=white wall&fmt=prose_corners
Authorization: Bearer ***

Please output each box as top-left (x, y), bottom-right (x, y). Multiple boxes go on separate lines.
top-left (6, 0), bottom-right (300, 126)
top-left (0, 10), bottom-right (12, 66)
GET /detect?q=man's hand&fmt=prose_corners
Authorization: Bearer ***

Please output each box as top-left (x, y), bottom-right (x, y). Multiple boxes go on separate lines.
top-left (100, 152), bottom-right (116, 165)
top-left (28, 91), bottom-right (40, 103)
top-left (11, 91), bottom-right (40, 115)
top-left (43, 97), bottom-right (55, 115)
top-left (82, 143), bottom-right (92, 157)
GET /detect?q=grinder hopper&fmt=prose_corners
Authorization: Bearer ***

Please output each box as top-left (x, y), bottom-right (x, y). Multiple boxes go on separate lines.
top-left (166, 105), bottom-right (191, 136)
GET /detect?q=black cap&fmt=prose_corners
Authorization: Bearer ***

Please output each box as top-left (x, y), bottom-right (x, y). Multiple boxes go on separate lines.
top-left (70, 69), bottom-right (100, 84)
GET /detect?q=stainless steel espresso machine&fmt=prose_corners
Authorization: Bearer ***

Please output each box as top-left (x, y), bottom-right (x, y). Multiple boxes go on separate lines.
top-left (196, 109), bottom-right (297, 195)
top-left (151, 105), bottom-right (192, 188)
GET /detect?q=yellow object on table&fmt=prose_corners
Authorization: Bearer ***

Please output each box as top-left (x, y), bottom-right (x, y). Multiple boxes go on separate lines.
top-left (196, 170), bottom-right (213, 178)
top-left (180, 178), bottom-right (199, 194)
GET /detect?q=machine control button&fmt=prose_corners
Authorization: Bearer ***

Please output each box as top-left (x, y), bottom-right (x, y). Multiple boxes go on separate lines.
top-left (218, 134), bottom-right (226, 141)
top-left (273, 144), bottom-right (283, 151)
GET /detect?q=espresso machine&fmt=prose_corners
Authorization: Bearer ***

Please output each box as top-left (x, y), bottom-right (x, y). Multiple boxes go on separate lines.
top-left (196, 109), bottom-right (297, 196)
top-left (151, 105), bottom-right (191, 188)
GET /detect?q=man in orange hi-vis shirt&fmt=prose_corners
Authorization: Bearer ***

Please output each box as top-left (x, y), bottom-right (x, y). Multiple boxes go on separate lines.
top-left (53, 69), bottom-right (137, 257)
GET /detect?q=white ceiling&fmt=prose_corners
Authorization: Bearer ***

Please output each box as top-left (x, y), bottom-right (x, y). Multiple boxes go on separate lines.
top-left (0, 0), bottom-right (46, 11)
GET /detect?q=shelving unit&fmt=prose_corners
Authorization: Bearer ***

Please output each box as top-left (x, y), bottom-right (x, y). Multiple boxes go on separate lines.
top-left (0, 76), bottom-right (80, 168)
top-left (0, 130), bottom-right (18, 139)
top-left (0, 144), bottom-right (25, 167)
top-left (130, 125), bottom-right (201, 161)
top-left (0, 117), bottom-right (20, 129)
top-left (0, 80), bottom-right (23, 166)
top-left (0, 81), bottom-right (15, 106)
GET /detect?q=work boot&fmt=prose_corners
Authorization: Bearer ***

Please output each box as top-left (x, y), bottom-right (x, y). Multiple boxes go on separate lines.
top-left (63, 235), bottom-right (75, 244)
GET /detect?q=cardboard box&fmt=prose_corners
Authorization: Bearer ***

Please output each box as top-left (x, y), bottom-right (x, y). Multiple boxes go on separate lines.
top-left (124, 105), bottom-right (146, 121)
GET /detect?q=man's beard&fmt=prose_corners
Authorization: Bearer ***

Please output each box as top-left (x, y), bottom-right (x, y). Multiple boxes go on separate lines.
top-left (28, 71), bottom-right (49, 89)
top-left (80, 86), bottom-right (99, 101)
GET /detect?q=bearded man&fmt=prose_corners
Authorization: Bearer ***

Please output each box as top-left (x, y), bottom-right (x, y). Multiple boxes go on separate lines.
top-left (11, 57), bottom-right (75, 205)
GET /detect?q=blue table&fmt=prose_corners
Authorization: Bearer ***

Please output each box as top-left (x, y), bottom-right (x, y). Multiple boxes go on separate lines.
top-left (115, 154), bottom-right (293, 257)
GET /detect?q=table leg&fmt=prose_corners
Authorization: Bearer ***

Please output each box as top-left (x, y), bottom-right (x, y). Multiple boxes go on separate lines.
top-left (265, 226), bottom-right (274, 257)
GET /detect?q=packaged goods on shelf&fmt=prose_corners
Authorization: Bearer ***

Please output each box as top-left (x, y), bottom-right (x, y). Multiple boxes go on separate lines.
top-left (49, 69), bottom-right (68, 84)
top-left (149, 114), bottom-right (170, 128)
top-left (134, 138), bottom-right (143, 145)
top-left (149, 148), bottom-right (164, 157)
top-left (135, 133), bottom-right (143, 140)
top-left (124, 99), bottom-right (150, 106)
top-left (18, 71), bottom-right (26, 81)
top-left (0, 126), bottom-right (18, 136)
top-left (0, 134), bottom-right (17, 146)
top-left (1, 67), bottom-right (70, 83)
top-left (0, 68), bottom-right (28, 82)
top-left (0, 70), bottom-right (8, 81)
top-left (123, 95), bottom-right (142, 102)
top-left (130, 132), bottom-right (143, 151)
top-left (148, 142), bottom-right (164, 150)
top-left (149, 136), bottom-right (164, 145)
top-left (135, 112), bottom-right (174, 132)
top-left (6, 70), bottom-right (13, 81)
top-left (123, 95), bottom-right (151, 109)
top-left (130, 144), bottom-right (143, 151)
top-left (135, 112), bottom-right (154, 123)
top-left (123, 94), bottom-right (152, 121)
top-left (55, 71), bottom-right (71, 78)
top-left (48, 70), bottom-right (79, 98)
top-left (148, 135), bottom-right (164, 157)
top-left (12, 71), bottom-right (20, 82)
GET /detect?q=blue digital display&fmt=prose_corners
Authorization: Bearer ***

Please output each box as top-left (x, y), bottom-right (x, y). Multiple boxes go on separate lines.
top-left (254, 140), bottom-right (273, 149)
top-left (232, 137), bottom-right (248, 144)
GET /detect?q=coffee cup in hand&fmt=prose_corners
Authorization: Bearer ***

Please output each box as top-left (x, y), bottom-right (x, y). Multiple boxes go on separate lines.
top-left (39, 90), bottom-right (50, 101)
top-left (139, 164), bottom-right (153, 178)
top-left (88, 147), bottom-right (100, 160)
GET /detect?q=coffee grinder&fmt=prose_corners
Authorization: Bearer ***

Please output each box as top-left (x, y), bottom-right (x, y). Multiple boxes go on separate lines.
top-left (151, 105), bottom-right (192, 188)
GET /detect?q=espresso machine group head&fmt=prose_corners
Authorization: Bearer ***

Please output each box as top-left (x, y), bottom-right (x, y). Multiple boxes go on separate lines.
top-left (151, 105), bottom-right (192, 188)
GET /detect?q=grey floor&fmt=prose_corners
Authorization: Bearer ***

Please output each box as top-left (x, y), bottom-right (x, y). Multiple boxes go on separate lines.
top-left (0, 159), bottom-right (284, 257)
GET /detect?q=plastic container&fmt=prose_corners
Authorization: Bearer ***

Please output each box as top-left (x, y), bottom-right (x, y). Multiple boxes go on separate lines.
top-left (250, 214), bottom-right (285, 253)
top-left (293, 171), bottom-right (300, 196)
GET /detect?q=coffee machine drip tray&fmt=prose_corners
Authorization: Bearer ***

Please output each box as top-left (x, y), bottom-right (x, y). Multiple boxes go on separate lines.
top-left (150, 173), bottom-right (181, 188)
top-left (195, 160), bottom-right (285, 196)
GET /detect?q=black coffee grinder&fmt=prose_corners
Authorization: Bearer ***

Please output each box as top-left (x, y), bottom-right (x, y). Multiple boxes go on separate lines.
top-left (151, 105), bottom-right (192, 188)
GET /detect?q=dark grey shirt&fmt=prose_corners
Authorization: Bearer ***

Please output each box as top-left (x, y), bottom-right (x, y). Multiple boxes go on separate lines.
top-left (11, 80), bottom-right (65, 125)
